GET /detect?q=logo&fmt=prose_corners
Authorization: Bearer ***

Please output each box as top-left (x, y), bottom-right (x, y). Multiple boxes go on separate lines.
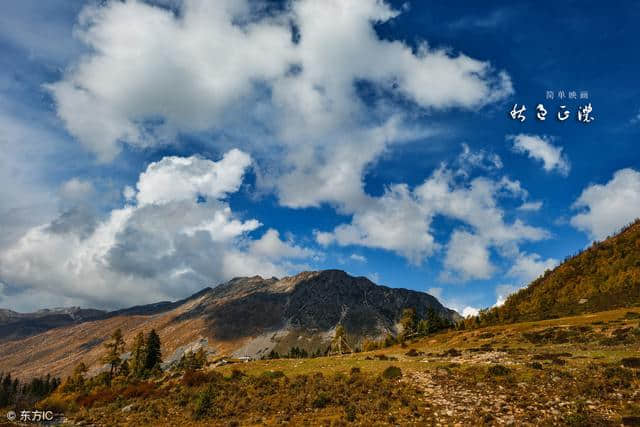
top-left (6, 411), bottom-right (16, 421)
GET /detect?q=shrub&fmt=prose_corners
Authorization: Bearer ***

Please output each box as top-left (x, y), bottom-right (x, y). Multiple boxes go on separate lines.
top-left (192, 385), bottom-right (215, 420)
top-left (261, 370), bottom-right (285, 379)
top-left (443, 348), bottom-right (461, 357)
top-left (381, 366), bottom-right (402, 380)
top-left (229, 369), bottom-right (245, 380)
top-left (122, 382), bottom-right (156, 399)
top-left (488, 364), bottom-right (510, 376)
top-left (405, 349), bottom-right (419, 357)
top-left (76, 388), bottom-right (118, 408)
top-left (182, 370), bottom-right (212, 387)
top-left (312, 392), bottom-right (330, 408)
top-left (621, 357), bottom-right (640, 368)
top-left (603, 366), bottom-right (633, 388)
top-left (344, 404), bottom-right (356, 422)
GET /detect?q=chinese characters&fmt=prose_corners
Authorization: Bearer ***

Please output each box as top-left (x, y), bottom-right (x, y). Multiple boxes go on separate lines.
top-left (509, 90), bottom-right (594, 124)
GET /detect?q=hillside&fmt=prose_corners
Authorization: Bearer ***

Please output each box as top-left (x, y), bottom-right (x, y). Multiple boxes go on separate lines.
top-left (482, 219), bottom-right (640, 324)
top-left (34, 307), bottom-right (640, 425)
top-left (0, 270), bottom-right (457, 379)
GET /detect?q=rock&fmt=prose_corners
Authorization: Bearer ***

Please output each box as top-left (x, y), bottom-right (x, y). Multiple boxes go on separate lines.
top-left (121, 404), bottom-right (135, 413)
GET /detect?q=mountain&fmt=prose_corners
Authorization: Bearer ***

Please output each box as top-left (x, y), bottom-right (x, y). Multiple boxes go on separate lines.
top-left (482, 219), bottom-right (640, 324)
top-left (0, 307), bottom-right (106, 342)
top-left (0, 270), bottom-right (458, 379)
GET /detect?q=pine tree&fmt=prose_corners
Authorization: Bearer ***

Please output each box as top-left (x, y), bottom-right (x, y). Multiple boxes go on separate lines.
top-left (144, 329), bottom-right (162, 373)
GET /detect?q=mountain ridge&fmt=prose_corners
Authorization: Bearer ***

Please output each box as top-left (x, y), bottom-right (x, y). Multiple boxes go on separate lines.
top-left (0, 269), bottom-right (457, 379)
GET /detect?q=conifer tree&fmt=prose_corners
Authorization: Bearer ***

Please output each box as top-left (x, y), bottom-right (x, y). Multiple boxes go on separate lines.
top-left (144, 329), bottom-right (162, 373)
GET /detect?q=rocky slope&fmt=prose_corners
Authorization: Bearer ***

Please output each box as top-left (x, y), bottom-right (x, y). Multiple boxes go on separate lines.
top-left (0, 270), bottom-right (457, 378)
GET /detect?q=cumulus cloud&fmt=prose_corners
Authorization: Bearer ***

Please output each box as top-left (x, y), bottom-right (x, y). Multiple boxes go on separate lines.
top-left (442, 230), bottom-right (494, 281)
top-left (349, 254), bottom-right (367, 263)
top-left (47, 0), bottom-right (512, 213)
top-left (59, 178), bottom-right (94, 201)
top-left (0, 150), bottom-right (314, 310)
top-left (135, 149), bottom-right (252, 206)
top-left (571, 168), bottom-right (640, 240)
top-left (509, 134), bottom-right (570, 176)
top-left (462, 306), bottom-right (480, 317)
top-left (315, 183), bottom-right (437, 264)
top-left (517, 201), bottom-right (542, 212)
top-left (318, 146), bottom-right (549, 280)
top-left (507, 252), bottom-right (557, 283)
top-left (456, 143), bottom-right (502, 177)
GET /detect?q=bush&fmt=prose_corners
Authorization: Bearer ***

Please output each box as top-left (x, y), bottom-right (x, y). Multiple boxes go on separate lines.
top-left (122, 382), bottom-right (156, 399)
top-left (229, 369), bottom-right (245, 380)
top-left (261, 370), bottom-right (285, 379)
top-left (405, 349), bottom-right (419, 357)
top-left (344, 404), bottom-right (357, 422)
top-left (182, 370), bottom-right (213, 387)
top-left (192, 385), bottom-right (215, 420)
top-left (621, 357), bottom-right (640, 368)
top-left (312, 392), bottom-right (330, 408)
top-left (381, 366), bottom-right (402, 380)
top-left (488, 364), bottom-right (510, 376)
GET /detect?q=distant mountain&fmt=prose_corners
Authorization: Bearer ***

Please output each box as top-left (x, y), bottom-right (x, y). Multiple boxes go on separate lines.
top-left (0, 307), bottom-right (106, 342)
top-left (0, 270), bottom-right (457, 379)
top-left (483, 219), bottom-right (640, 324)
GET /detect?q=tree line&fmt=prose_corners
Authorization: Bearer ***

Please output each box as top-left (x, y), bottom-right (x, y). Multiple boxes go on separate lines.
top-left (0, 372), bottom-right (60, 408)
top-left (64, 328), bottom-right (163, 392)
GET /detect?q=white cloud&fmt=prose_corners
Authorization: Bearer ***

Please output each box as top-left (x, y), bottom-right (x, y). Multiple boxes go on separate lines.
top-left (507, 252), bottom-right (557, 283)
top-left (47, 0), bottom-right (512, 214)
top-left (571, 168), bottom-right (640, 240)
top-left (442, 230), bottom-right (494, 281)
top-left (462, 306), bottom-right (479, 317)
top-left (349, 254), bottom-right (367, 263)
top-left (315, 183), bottom-right (437, 264)
top-left (0, 150), bottom-right (314, 310)
top-left (517, 201), bottom-right (542, 212)
top-left (59, 178), bottom-right (94, 201)
top-left (317, 146), bottom-right (549, 280)
top-left (456, 143), bottom-right (502, 177)
top-left (135, 149), bottom-right (251, 206)
top-left (249, 229), bottom-right (315, 261)
top-left (509, 134), bottom-right (570, 176)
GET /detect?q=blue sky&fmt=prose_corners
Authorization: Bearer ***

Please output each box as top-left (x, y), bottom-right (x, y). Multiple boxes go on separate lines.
top-left (1, 0), bottom-right (639, 313)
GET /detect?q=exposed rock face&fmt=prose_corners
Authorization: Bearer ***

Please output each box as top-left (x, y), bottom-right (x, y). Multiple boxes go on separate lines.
top-left (0, 270), bottom-right (458, 376)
